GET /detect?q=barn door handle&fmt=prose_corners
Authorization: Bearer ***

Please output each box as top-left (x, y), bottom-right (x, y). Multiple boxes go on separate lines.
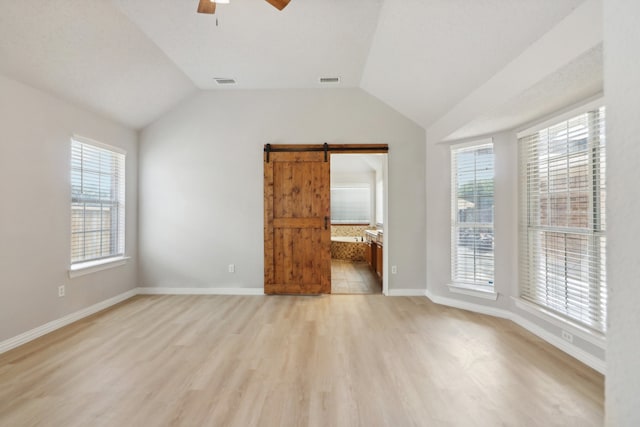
top-left (324, 216), bottom-right (328, 230)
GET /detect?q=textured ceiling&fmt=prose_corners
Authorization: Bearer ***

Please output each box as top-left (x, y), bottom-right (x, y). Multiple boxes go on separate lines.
top-left (361, 0), bottom-right (585, 130)
top-left (447, 44), bottom-right (603, 141)
top-left (0, 0), bottom-right (598, 136)
top-left (114, 0), bottom-right (384, 89)
top-left (0, 0), bottom-right (196, 129)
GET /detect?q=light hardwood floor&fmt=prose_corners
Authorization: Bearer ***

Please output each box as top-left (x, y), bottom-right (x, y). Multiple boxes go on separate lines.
top-left (331, 260), bottom-right (381, 294)
top-left (0, 295), bottom-right (603, 426)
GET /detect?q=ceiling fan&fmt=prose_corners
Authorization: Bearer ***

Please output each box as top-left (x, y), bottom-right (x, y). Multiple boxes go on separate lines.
top-left (197, 0), bottom-right (290, 14)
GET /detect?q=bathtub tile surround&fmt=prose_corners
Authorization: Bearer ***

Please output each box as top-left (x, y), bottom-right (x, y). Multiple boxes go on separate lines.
top-left (331, 240), bottom-right (366, 261)
top-left (331, 225), bottom-right (370, 261)
top-left (330, 225), bottom-right (370, 237)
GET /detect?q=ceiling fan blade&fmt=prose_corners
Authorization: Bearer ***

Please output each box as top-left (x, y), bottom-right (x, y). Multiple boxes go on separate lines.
top-left (264, 0), bottom-right (290, 11)
top-left (197, 0), bottom-right (216, 14)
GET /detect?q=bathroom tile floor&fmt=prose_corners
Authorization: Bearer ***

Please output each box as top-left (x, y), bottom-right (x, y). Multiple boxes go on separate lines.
top-left (331, 260), bottom-right (381, 294)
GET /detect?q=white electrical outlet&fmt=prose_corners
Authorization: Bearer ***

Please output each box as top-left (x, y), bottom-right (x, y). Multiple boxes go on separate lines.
top-left (561, 330), bottom-right (573, 343)
top-left (58, 285), bottom-right (65, 297)
top-left (228, 264), bottom-right (235, 273)
top-left (391, 265), bottom-right (397, 274)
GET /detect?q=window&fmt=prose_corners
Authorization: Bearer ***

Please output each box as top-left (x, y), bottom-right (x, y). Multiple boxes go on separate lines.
top-left (451, 141), bottom-right (494, 288)
top-left (519, 106), bottom-right (606, 333)
top-left (71, 137), bottom-right (125, 265)
top-left (331, 185), bottom-right (371, 224)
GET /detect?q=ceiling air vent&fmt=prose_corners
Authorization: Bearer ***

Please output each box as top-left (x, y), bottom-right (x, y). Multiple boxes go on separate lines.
top-left (214, 78), bottom-right (236, 85)
top-left (319, 77), bottom-right (341, 84)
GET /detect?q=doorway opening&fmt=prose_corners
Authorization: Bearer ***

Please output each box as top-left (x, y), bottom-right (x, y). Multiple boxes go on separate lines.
top-left (263, 144), bottom-right (388, 295)
top-left (330, 153), bottom-right (388, 295)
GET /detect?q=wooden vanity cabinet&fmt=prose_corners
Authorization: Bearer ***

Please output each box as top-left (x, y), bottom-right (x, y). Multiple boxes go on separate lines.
top-left (375, 243), bottom-right (383, 282)
top-left (371, 242), bottom-right (377, 273)
top-left (364, 230), bottom-right (383, 286)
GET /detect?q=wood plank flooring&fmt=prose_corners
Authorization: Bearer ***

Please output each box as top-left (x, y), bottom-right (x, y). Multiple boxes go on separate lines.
top-left (0, 295), bottom-right (603, 426)
top-left (331, 260), bottom-right (380, 294)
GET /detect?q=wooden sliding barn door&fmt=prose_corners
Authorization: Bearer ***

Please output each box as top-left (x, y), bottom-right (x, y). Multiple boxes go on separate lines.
top-left (264, 146), bottom-right (331, 294)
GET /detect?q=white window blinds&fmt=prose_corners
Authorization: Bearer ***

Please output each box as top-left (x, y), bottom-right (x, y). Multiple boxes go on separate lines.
top-left (451, 142), bottom-right (494, 287)
top-left (331, 186), bottom-right (371, 224)
top-left (71, 138), bottom-right (125, 264)
top-left (519, 107), bottom-right (606, 333)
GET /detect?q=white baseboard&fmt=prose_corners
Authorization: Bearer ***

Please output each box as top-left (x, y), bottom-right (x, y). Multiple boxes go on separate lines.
top-left (387, 289), bottom-right (428, 296)
top-left (512, 297), bottom-right (606, 349)
top-left (510, 313), bottom-right (606, 375)
top-left (0, 288), bottom-right (137, 355)
top-left (425, 289), bottom-right (511, 319)
top-left (0, 287), bottom-right (266, 355)
top-left (424, 289), bottom-right (606, 375)
top-left (1, 285), bottom-right (606, 375)
top-left (136, 287), bottom-right (265, 296)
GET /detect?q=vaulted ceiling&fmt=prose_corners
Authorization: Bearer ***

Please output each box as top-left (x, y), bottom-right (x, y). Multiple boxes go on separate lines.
top-left (0, 0), bottom-right (602, 138)
top-left (114, 0), bottom-right (384, 90)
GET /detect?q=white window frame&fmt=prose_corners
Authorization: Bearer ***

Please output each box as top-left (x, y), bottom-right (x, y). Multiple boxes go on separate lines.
top-left (450, 139), bottom-right (495, 294)
top-left (518, 101), bottom-right (606, 334)
top-left (69, 136), bottom-right (127, 276)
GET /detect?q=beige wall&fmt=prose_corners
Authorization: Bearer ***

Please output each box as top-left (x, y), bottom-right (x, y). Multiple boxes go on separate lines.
top-left (425, 124), bottom-right (606, 370)
top-left (139, 89), bottom-right (426, 291)
top-left (426, 131), bottom-right (517, 311)
top-left (604, 0), bottom-right (640, 424)
top-left (0, 74), bottom-right (138, 342)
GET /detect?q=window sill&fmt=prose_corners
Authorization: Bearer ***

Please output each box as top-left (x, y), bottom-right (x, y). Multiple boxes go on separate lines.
top-left (448, 283), bottom-right (498, 300)
top-left (512, 297), bottom-right (606, 349)
top-left (69, 256), bottom-right (130, 278)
